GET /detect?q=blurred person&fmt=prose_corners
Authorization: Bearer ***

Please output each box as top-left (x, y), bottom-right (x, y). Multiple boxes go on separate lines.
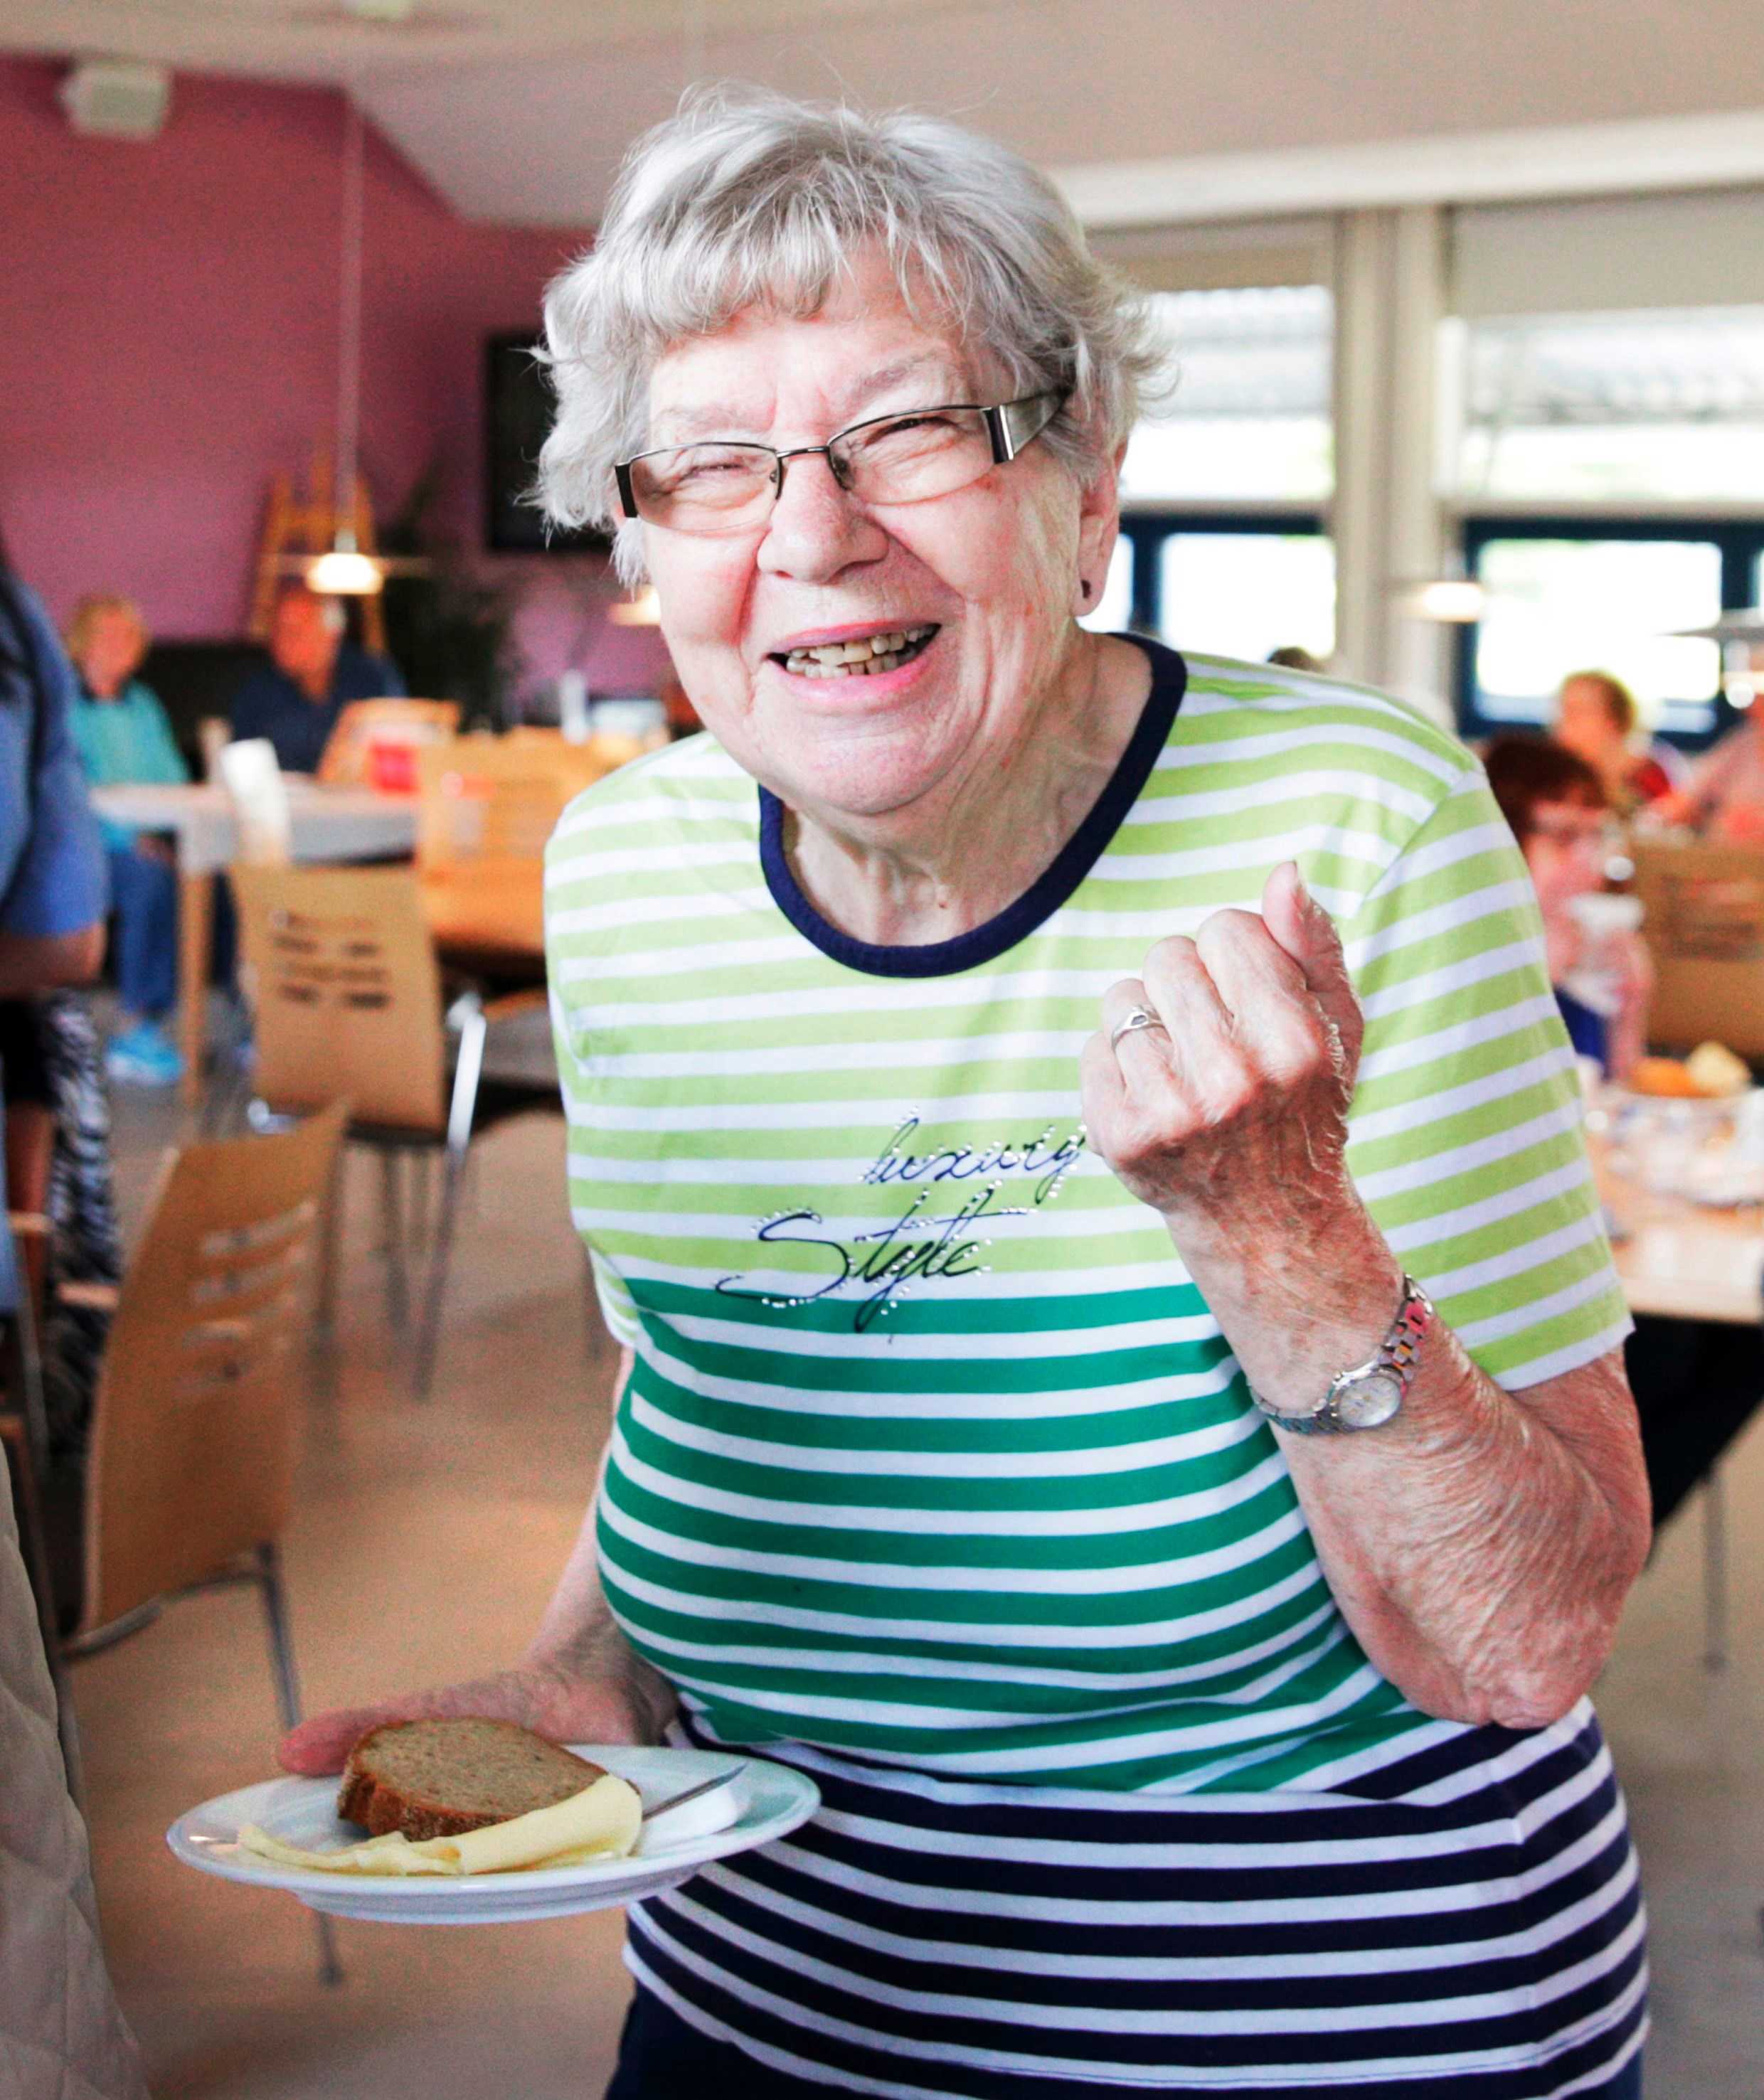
top-left (228, 581), bottom-right (404, 774)
top-left (1266, 643), bottom-right (1324, 673)
top-left (64, 595), bottom-right (188, 1085)
top-left (1553, 670), bottom-right (1673, 815)
top-left (284, 91), bottom-right (1649, 2100)
top-left (1653, 676), bottom-right (1764, 839)
top-left (0, 549), bottom-right (148, 2100)
top-left (1485, 735), bottom-right (1650, 1079)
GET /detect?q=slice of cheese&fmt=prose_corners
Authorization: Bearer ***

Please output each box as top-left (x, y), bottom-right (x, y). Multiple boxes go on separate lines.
top-left (238, 1772), bottom-right (643, 1877)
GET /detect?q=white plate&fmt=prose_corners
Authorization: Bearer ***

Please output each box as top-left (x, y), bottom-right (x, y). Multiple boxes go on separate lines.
top-left (166, 1745), bottom-right (819, 1924)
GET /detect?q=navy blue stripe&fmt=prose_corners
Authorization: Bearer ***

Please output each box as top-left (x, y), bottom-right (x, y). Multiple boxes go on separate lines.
top-left (635, 1709), bottom-right (1645, 2091)
top-left (612, 1985), bottom-right (1645, 2099)
top-left (672, 1855), bottom-right (1640, 2018)
top-left (629, 1921), bottom-right (1645, 2097)
top-left (696, 1809), bottom-right (1637, 1969)
top-left (758, 635), bottom-right (1186, 979)
top-left (755, 1722), bottom-right (1612, 1853)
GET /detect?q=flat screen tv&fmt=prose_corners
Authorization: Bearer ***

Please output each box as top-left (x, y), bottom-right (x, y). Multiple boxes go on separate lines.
top-left (484, 331), bottom-right (610, 553)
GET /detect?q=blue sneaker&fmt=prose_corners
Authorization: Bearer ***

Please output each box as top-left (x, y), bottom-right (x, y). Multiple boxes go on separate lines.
top-left (106, 1020), bottom-right (184, 1087)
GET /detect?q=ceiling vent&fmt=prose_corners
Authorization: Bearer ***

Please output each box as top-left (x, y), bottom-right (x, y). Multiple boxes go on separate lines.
top-left (58, 58), bottom-right (172, 142)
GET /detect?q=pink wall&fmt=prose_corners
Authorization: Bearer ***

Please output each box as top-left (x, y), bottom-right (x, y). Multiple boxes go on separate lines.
top-left (0, 58), bottom-right (672, 700)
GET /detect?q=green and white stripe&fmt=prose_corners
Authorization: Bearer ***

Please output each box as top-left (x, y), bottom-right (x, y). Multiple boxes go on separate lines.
top-left (546, 653), bottom-right (1630, 1792)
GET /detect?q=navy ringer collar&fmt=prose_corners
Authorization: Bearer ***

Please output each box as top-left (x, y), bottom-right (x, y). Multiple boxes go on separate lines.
top-left (758, 634), bottom-right (1186, 979)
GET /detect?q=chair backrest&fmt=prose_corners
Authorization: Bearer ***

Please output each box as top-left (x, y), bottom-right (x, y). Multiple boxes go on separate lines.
top-left (415, 735), bottom-right (617, 873)
top-left (317, 698), bottom-right (461, 788)
top-left (218, 737), bottom-right (292, 865)
top-left (231, 863), bottom-right (447, 1136)
top-left (80, 1102), bottom-right (346, 1636)
top-left (1632, 837), bottom-right (1764, 1057)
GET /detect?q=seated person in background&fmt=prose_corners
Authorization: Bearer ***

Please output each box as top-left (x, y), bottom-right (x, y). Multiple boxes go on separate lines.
top-left (64, 595), bottom-right (188, 1086)
top-left (1266, 644), bottom-right (1325, 673)
top-left (1553, 668), bottom-right (1675, 814)
top-left (1485, 735), bottom-right (1650, 1079)
top-left (1653, 672), bottom-right (1764, 838)
top-left (229, 582), bottom-right (404, 775)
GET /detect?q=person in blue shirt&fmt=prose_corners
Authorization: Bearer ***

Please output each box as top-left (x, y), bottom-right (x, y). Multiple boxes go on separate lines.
top-left (0, 553), bottom-right (148, 2100)
top-left (64, 596), bottom-right (188, 1086)
top-left (228, 582), bottom-right (403, 776)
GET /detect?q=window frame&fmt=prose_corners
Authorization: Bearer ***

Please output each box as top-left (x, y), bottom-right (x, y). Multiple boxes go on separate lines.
top-left (1116, 506), bottom-right (1329, 639)
top-left (1453, 512), bottom-right (1764, 752)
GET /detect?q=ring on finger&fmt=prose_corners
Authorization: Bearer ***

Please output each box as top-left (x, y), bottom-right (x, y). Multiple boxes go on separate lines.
top-left (1109, 1006), bottom-right (1169, 1052)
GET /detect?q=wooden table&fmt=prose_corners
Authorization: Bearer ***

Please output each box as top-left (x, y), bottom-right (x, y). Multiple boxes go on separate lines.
top-left (1595, 1144), bottom-right (1764, 1324)
top-left (418, 865), bottom-right (545, 974)
top-left (1590, 1118), bottom-right (1764, 1668)
top-left (91, 782), bottom-right (419, 1102)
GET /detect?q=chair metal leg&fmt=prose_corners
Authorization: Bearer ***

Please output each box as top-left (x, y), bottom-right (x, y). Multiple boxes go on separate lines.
top-left (255, 1542), bottom-right (344, 1988)
top-left (409, 1148), bottom-right (432, 1253)
top-left (412, 1144), bottom-right (466, 1404)
top-left (411, 994), bottom-right (489, 1404)
top-left (378, 1148), bottom-right (409, 1332)
top-left (1703, 1468), bottom-right (1729, 1673)
top-left (315, 1146), bottom-right (343, 1345)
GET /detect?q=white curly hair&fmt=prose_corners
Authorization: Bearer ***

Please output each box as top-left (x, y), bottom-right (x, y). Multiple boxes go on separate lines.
top-left (535, 84), bottom-right (1172, 583)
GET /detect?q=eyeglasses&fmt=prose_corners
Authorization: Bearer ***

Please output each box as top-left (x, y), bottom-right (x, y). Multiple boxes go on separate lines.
top-left (614, 391), bottom-right (1066, 534)
top-left (1529, 809), bottom-right (1617, 850)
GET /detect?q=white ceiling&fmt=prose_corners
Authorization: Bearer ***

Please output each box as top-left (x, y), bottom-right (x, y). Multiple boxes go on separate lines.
top-left (9, 0), bottom-right (1764, 227)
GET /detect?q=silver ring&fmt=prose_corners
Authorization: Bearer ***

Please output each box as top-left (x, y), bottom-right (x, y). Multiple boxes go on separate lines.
top-left (1109, 1006), bottom-right (1167, 1052)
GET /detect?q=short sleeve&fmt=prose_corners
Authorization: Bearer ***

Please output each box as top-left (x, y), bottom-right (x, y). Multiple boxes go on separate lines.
top-left (1340, 762), bottom-right (1630, 1390)
top-left (0, 587), bottom-right (106, 940)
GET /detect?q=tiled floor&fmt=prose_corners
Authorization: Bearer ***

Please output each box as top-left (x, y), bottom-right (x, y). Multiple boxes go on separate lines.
top-left (64, 1072), bottom-right (1764, 2096)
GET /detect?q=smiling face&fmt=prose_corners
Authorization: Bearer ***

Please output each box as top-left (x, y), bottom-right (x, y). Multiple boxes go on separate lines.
top-left (1556, 676), bottom-right (1626, 767)
top-left (639, 248), bottom-right (1120, 830)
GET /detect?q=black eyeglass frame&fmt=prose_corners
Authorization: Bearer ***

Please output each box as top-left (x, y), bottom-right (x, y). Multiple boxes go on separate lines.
top-left (612, 390), bottom-right (1068, 526)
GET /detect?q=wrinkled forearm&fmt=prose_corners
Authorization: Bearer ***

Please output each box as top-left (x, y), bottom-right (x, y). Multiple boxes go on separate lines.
top-left (1174, 1201), bottom-right (1651, 1729)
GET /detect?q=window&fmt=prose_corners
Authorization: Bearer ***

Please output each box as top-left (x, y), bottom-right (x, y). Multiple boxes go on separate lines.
top-left (1122, 286), bottom-right (1333, 504)
top-left (1452, 307), bottom-right (1764, 506)
top-left (1158, 532), bottom-right (1335, 663)
top-left (1457, 519), bottom-right (1764, 746)
top-left (1093, 287), bottom-right (1334, 662)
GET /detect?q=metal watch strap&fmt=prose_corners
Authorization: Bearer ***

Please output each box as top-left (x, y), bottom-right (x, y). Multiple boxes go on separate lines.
top-left (1249, 1274), bottom-right (1434, 1435)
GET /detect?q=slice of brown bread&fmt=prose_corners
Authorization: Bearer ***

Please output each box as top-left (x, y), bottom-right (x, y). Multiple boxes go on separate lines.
top-left (336, 1718), bottom-right (607, 1842)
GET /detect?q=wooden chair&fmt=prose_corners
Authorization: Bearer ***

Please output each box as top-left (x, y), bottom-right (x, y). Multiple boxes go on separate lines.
top-left (416, 733), bottom-right (617, 868)
top-left (414, 734), bottom-right (617, 966)
top-left (1632, 838), bottom-right (1764, 1060)
top-left (317, 698), bottom-right (461, 789)
top-left (230, 862), bottom-right (551, 1399)
top-left (1, 1105), bottom-right (348, 1983)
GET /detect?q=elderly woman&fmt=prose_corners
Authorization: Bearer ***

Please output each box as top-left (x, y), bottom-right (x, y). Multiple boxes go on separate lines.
top-left (1552, 671), bottom-right (1673, 817)
top-left (64, 595), bottom-right (189, 1084)
top-left (287, 91), bottom-right (1650, 2099)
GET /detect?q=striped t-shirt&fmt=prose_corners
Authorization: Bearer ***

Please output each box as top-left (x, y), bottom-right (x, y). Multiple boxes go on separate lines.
top-left (546, 641), bottom-right (1643, 2095)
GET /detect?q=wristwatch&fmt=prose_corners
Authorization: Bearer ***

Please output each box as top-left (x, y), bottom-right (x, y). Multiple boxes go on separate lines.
top-left (1248, 1274), bottom-right (1434, 1434)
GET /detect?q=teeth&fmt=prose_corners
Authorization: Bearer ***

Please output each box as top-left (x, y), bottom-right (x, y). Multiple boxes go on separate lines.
top-left (782, 625), bottom-right (935, 678)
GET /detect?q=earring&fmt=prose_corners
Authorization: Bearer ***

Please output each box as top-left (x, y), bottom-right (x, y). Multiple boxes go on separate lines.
top-left (1079, 578), bottom-right (1093, 602)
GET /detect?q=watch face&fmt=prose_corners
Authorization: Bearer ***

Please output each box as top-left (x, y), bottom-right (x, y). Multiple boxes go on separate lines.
top-left (1335, 1370), bottom-right (1404, 1429)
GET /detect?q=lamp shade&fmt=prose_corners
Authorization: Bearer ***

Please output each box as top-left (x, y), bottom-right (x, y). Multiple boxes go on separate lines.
top-left (306, 546), bottom-right (385, 596)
